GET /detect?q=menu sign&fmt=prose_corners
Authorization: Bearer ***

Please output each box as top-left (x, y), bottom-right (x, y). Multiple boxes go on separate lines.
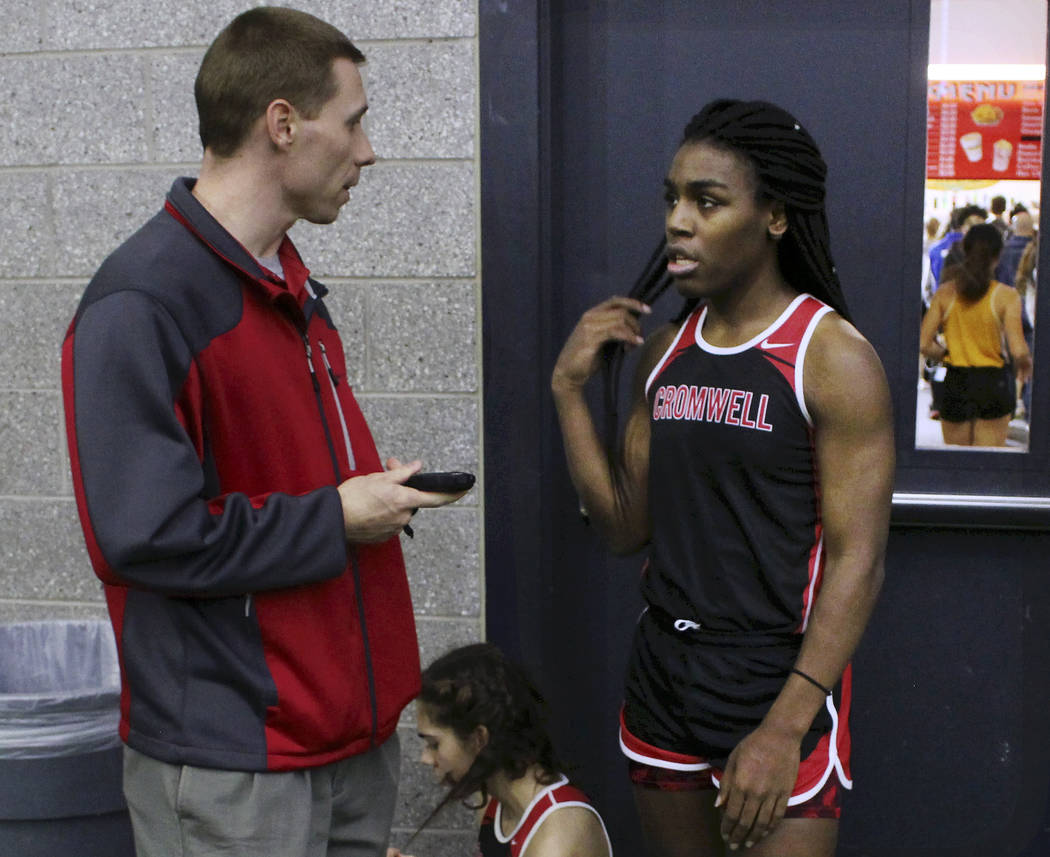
top-left (927, 80), bottom-right (1044, 180)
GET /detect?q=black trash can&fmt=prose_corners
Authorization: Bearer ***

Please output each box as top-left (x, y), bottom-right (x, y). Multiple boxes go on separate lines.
top-left (0, 619), bottom-right (134, 856)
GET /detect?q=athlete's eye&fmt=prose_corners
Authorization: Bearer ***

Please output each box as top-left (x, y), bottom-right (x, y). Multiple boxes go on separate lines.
top-left (663, 191), bottom-right (678, 210)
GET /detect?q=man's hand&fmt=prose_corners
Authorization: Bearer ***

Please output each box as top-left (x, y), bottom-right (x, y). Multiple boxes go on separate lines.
top-left (716, 724), bottom-right (801, 849)
top-left (336, 458), bottom-right (471, 543)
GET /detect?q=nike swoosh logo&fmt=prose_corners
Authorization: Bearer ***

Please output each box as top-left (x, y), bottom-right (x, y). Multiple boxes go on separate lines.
top-left (760, 338), bottom-right (793, 350)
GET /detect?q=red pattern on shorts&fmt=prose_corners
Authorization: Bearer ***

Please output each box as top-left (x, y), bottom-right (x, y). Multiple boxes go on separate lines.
top-left (628, 761), bottom-right (841, 819)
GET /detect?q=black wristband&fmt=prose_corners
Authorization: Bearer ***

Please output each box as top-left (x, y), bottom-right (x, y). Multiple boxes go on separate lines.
top-left (791, 667), bottom-right (833, 696)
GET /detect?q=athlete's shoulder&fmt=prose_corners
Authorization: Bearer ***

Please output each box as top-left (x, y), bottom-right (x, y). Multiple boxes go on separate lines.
top-left (521, 801), bottom-right (611, 857)
top-left (804, 310), bottom-right (891, 427)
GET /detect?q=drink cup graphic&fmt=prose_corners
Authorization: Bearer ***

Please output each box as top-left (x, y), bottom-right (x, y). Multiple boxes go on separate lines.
top-left (960, 132), bottom-right (983, 162)
top-left (993, 139), bottom-right (1013, 172)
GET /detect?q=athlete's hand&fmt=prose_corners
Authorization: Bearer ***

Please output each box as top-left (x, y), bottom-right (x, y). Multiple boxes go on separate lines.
top-left (716, 724), bottom-right (801, 849)
top-left (337, 458), bottom-right (469, 543)
top-left (551, 297), bottom-right (651, 394)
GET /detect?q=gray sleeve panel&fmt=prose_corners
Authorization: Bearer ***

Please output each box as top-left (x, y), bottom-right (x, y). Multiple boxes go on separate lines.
top-left (71, 290), bottom-right (348, 596)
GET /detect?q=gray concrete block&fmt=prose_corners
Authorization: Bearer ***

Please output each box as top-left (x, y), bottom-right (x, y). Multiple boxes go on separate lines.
top-left (0, 499), bottom-right (100, 602)
top-left (0, 4), bottom-right (44, 53)
top-left (316, 283), bottom-right (368, 387)
top-left (306, 0), bottom-right (475, 39)
top-left (0, 172), bottom-right (56, 278)
top-left (0, 392), bottom-right (66, 496)
top-left (44, 0), bottom-right (241, 50)
top-left (0, 602), bottom-right (109, 622)
top-left (0, 282), bottom-right (84, 391)
top-left (362, 41), bottom-right (475, 160)
top-left (402, 507), bottom-right (480, 617)
top-left (414, 616), bottom-right (482, 671)
top-left (52, 168), bottom-right (186, 277)
top-left (149, 50), bottom-right (207, 164)
top-left (393, 724), bottom-right (476, 830)
top-left (0, 55), bottom-right (148, 166)
top-left (368, 281), bottom-right (478, 393)
top-left (289, 162), bottom-right (475, 278)
top-left (356, 396), bottom-right (478, 468)
top-left (44, 0), bottom-right (473, 51)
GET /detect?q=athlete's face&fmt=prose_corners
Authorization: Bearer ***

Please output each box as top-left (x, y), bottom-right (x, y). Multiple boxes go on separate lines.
top-left (663, 141), bottom-right (785, 300)
top-left (417, 704), bottom-right (483, 787)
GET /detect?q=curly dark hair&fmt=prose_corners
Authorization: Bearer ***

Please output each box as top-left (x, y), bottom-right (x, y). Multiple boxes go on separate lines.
top-left (414, 643), bottom-right (562, 831)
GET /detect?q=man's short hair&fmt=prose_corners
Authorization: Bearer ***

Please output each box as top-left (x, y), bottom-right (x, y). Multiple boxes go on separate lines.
top-left (990, 195), bottom-right (1006, 215)
top-left (195, 7), bottom-right (365, 157)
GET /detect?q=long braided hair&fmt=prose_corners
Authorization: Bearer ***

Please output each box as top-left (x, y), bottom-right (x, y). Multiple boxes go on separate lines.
top-left (603, 99), bottom-right (850, 507)
top-left (412, 644), bottom-right (562, 835)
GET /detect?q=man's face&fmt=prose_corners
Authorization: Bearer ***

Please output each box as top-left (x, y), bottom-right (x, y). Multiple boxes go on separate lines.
top-left (283, 58), bottom-right (376, 225)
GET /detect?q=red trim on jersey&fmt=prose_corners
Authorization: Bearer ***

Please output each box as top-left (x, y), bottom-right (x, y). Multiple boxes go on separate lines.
top-left (799, 423), bottom-right (824, 632)
top-left (756, 295), bottom-right (826, 390)
top-left (479, 776), bottom-right (606, 857)
top-left (647, 306), bottom-right (703, 398)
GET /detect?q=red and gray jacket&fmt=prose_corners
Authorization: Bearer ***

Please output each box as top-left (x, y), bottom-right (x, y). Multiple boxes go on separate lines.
top-left (61, 177), bottom-right (419, 772)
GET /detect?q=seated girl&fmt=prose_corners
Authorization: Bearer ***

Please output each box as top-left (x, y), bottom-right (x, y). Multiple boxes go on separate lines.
top-left (392, 642), bottom-right (612, 857)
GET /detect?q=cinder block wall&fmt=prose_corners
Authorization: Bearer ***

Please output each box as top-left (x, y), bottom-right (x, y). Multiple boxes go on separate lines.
top-left (0, 2), bottom-right (481, 852)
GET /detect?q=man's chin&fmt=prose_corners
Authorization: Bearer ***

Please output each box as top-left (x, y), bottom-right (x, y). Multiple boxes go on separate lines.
top-left (303, 209), bottom-right (341, 226)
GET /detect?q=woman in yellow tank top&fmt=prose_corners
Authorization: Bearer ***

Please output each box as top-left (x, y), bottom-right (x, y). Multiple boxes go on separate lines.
top-left (920, 223), bottom-right (1032, 446)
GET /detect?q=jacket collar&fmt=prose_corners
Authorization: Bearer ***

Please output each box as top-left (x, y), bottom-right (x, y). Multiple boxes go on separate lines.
top-left (164, 177), bottom-right (328, 307)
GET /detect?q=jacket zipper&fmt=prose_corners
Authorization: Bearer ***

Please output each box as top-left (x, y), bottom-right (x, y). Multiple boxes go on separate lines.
top-left (303, 335), bottom-right (342, 479)
top-left (304, 332), bottom-right (379, 745)
top-left (317, 340), bottom-right (356, 470)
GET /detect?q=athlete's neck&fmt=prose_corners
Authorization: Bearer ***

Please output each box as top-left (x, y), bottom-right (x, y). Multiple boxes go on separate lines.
top-left (702, 274), bottom-right (799, 348)
top-left (487, 766), bottom-right (549, 834)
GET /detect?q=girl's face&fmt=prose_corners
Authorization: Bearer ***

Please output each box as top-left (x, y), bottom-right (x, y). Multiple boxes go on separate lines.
top-left (417, 703), bottom-right (483, 787)
top-left (663, 140), bottom-right (785, 300)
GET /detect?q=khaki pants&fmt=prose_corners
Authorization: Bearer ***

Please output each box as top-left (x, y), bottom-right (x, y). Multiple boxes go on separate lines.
top-left (122, 736), bottom-right (400, 857)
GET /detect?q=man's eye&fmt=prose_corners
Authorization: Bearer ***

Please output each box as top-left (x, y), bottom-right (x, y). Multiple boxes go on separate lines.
top-left (663, 193), bottom-right (678, 208)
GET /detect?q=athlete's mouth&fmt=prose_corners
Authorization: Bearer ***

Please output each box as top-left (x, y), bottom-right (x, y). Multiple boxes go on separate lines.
top-left (666, 246), bottom-right (700, 275)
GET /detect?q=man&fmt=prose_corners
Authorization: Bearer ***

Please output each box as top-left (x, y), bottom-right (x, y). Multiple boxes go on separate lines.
top-left (997, 210), bottom-right (1036, 286)
top-left (61, 8), bottom-right (465, 856)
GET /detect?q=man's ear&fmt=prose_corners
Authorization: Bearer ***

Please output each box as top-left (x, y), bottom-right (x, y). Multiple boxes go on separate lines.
top-left (265, 99), bottom-right (296, 149)
top-left (768, 201), bottom-right (788, 240)
top-left (472, 724), bottom-right (490, 753)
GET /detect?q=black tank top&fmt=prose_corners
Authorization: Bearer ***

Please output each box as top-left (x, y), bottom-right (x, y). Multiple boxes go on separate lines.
top-left (643, 294), bottom-right (832, 634)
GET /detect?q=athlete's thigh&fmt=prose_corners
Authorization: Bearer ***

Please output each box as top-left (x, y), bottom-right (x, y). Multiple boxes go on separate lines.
top-left (973, 414), bottom-right (1011, 446)
top-left (744, 817), bottom-right (838, 857)
top-left (632, 783), bottom-right (725, 857)
top-left (940, 419), bottom-right (974, 445)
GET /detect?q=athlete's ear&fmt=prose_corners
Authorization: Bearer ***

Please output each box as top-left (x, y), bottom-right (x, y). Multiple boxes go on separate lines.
top-left (768, 201), bottom-right (788, 241)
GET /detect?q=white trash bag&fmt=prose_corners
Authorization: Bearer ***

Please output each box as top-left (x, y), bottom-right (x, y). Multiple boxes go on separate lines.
top-left (0, 620), bottom-right (121, 760)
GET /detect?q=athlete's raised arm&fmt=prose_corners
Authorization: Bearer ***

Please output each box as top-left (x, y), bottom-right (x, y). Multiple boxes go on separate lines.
top-left (551, 296), bottom-right (674, 554)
